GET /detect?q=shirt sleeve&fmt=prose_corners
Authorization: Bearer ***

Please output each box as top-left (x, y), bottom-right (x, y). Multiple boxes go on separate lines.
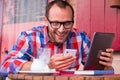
top-left (0, 31), bottom-right (30, 77)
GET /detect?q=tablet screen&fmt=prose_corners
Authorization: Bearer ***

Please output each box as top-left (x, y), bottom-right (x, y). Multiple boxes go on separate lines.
top-left (84, 32), bottom-right (115, 70)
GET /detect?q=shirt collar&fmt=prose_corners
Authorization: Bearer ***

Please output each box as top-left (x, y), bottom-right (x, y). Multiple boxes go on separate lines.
top-left (44, 26), bottom-right (50, 44)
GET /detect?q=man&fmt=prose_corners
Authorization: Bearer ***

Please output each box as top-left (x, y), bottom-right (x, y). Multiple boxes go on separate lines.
top-left (1, 0), bottom-right (113, 77)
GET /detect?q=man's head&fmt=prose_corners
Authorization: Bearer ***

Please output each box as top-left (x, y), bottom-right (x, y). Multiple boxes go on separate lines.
top-left (46, 0), bottom-right (74, 44)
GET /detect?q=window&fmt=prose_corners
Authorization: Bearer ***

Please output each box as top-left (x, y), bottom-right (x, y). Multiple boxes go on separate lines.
top-left (3, 0), bottom-right (47, 24)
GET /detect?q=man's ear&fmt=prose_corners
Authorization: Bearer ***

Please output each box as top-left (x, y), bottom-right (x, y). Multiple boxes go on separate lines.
top-left (43, 16), bottom-right (49, 26)
top-left (44, 16), bottom-right (48, 22)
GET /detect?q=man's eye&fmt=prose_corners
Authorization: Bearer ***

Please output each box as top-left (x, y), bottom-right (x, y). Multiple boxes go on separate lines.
top-left (64, 22), bottom-right (72, 26)
top-left (51, 22), bottom-right (60, 26)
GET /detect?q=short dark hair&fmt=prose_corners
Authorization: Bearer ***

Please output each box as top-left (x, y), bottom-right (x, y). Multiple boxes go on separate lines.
top-left (45, 0), bottom-right (74, 20)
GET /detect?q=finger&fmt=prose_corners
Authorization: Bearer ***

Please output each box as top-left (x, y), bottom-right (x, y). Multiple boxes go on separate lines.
top-left (99, 54), bottom-right (113, 68)
top-left (48, 55), bottom-right (62, 69)
top-left (56, 59), bottom-right (75, 70)
top-left (99, 55), bottom-right (113, 62)
top-left (48, 58), bottom-right (55, 69)
top-left (55, 56), bottom-right (76, 66)
top-left (55, 54), bottom-right (74, 61)
top-left (106, 48), bottom-right (114, 53)
top-left (101, 52), bottom-right (113, 58)
top-left (54, 56), bottom-right (76, 70)
top-left (99, 60), bottom-right (112, 67)
top-left (50, 54), bottom-right (64, 61)
top-left (53, 54), bottom-right (64, 58)
top-left (48, 56), bottom-right (75, 69)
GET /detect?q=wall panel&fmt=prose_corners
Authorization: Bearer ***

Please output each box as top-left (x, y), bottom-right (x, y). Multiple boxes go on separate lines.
top-left (116, 9), bottom-right (120, 50)
top-left (105, 0), bottom-right (117, 48)
top-left (76, 0), bottom-right (120, 50)
top-left (90, 0), bottom-right (105, 36)
top-left (76, 0), bottom-right (91, 37)
top-left (1, 0), bottom-right (120, 63)
top-left (0, 0), bottom-right (48, 63)
top-left (0, 0), bottom-right (3, 63)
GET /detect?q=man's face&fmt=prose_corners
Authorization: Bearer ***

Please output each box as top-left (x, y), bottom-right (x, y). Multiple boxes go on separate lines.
top-left (47, 4), bottom-right (74, 43)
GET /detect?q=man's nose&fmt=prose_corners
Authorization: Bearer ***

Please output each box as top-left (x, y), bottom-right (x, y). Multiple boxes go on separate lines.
top-left (57, 24), bottom-right (65, 32)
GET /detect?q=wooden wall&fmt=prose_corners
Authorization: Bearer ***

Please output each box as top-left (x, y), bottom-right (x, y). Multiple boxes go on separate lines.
top-left (0, 0), bottom-right (46, 63)
top-left (0, 0), bottom-right (120, 63)
top-left (76, 0), bottom-right (120, 51)
top-left (0, 0), bottom-right (3, 63)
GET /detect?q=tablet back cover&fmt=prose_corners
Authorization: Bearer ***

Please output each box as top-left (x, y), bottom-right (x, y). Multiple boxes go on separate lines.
top-left (84, 32), bottom-right (115, 70)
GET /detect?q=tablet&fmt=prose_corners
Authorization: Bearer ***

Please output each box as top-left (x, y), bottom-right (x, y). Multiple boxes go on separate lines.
top-left (84, 32), bottom-right (115, 70)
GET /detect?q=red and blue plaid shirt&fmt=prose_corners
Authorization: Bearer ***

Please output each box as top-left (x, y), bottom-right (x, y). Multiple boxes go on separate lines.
top-left (0, 26), bottom-right (90, 76)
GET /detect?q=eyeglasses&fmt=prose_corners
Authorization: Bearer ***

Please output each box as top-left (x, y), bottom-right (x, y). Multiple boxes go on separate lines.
top-left (47, 18), bottom-right (74, 29)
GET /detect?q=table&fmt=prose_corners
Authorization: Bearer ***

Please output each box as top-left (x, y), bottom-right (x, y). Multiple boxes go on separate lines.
top-left (8, 73), bottom-right (120, 80)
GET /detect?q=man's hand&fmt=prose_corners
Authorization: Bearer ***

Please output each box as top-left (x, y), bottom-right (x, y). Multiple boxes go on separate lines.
top-left (99, 48), bottom-right (114, 70)
top-left (48, 53), bottom-right (76, 71)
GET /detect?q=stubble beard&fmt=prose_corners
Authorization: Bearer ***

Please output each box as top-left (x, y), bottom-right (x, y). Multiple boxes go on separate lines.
top-left (49, 30), bottom-right (69, 44)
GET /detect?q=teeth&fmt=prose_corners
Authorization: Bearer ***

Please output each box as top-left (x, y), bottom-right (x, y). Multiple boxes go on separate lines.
top-left (59, 34), bottom-right (64, 36)
top-left (56, 33), bottom-right (64, 36)
top-left (55, 32), bottom-right (66, 36)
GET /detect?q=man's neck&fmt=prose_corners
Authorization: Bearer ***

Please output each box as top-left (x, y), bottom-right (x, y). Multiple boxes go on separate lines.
top-left (53, 42), bottom-right (63, 48)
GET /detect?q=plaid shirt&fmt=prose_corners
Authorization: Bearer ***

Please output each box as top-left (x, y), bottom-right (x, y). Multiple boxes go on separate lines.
top-left (0, 26), bottom-right (90, 77)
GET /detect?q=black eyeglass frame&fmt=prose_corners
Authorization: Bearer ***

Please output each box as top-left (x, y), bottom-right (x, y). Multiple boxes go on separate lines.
top-left (47, 18), bottom-right (74, 29)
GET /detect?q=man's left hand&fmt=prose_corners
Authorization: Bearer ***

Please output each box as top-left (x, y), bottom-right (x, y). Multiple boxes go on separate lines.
top-left (99, 48), bottom-right (114, 70)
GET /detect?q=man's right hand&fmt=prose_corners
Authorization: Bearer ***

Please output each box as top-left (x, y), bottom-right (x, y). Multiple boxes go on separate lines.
top-left (48, 53), bottom-right (76, 71)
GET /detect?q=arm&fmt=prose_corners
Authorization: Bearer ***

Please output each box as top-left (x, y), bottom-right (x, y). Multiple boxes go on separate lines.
top-left (0, 32), bottom-right (31, 77)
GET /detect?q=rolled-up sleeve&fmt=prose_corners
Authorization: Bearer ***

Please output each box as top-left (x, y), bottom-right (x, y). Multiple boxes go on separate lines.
top-left (0, 32), bottom-right (30, 77)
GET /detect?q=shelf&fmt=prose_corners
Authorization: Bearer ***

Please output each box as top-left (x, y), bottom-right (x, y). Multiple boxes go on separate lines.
top-left (109, 0), bottom-right (120, 8)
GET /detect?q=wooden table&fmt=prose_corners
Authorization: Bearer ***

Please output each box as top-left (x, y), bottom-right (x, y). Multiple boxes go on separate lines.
top-left (8, 73), bottom-right (120, 80)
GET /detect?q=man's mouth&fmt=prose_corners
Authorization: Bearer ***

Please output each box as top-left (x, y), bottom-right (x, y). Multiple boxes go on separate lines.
top-left (55, 32), bottom-right (66, 39)
top-left (57, 34), bottom-right (65, 39)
